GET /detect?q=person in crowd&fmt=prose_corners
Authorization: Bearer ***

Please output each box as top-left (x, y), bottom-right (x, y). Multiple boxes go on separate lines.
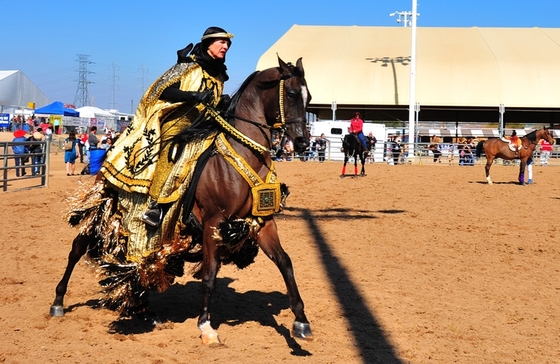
top-left (45, 125), bottom-right (54, 142)
top-left (88, 126), bottom-right (100, 150)
top-left (391, 137), bottom-right (401, 165)
top-left (12, 129), bottom-right (28, 177)
top-left (283, 136), bottom-right (294, 161)
top-left (79, 131), bottom-right (88, 163)
top-left (366, 132), bottom-right (377, 163)
top-left (316, 133), bottom-right (328, 162)
top-left (349, 111), bottom-right (368, 152)
top-left (271, 132), bottom-right (282, 161)
top-left (53, 118), bottom-right (61, 134)
top-left (64, 132), bottom-right (81, 176)
top-left (447, 144), bottom-right (455, 165)
top-left (98, 26), bottom-right (233, 228)
top-left (28, 128), bottom-right (45, 175)
top-left (539, 139), bottom-right (553, 166)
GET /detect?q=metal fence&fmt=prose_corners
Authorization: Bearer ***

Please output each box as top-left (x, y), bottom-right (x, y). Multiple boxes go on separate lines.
top-left (285, 138), bottom-right (560, 166)
top-left (0, 140), bottom-right (50, 192)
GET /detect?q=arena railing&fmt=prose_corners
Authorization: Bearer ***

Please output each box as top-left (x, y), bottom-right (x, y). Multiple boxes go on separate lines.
top-left (0, 140), bottom-right (50, 192)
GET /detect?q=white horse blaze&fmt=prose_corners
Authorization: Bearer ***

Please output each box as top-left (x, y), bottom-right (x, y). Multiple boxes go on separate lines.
top-left (301, 85), bottom-right (308, 108)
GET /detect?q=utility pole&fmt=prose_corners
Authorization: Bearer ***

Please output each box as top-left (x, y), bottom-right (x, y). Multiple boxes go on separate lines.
top-left (74, 54), bottom-right (94, 108)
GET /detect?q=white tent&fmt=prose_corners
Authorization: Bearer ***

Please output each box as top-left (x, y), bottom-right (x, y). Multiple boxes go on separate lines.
top-left (76, 106), bottom-right (114, 118)
top-left (0, 70), bottom-right (50, 112)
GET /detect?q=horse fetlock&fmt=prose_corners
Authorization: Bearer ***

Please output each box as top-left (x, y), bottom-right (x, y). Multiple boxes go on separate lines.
top-left (292, 321), bottom-right (314, 341)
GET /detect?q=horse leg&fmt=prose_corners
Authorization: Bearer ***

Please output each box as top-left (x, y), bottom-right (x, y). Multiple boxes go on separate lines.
top-left (353, 158), bottom-right (358, 176)
top-left (50, 233), bottom-right (92, 316)
top-left (197, 225), bottom-right (221, 345)
top-left (257, 221), bottom-right (313, 340)
top-left (360, 155), bottom-right (366, 177)
top-left (485, 156), bottom-right (494, 185)
top-left (341, 158), bottom-right (347, 178)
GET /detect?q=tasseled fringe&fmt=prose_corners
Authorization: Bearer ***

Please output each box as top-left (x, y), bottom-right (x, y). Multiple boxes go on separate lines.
top-left (212, 217), bottom-right (262, 269)
top-left (94, 236), bottom-right (194, 315)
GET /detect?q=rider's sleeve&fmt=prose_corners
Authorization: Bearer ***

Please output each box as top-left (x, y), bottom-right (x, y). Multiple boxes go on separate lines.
top-left (159, 82), bottom-right (212, 104)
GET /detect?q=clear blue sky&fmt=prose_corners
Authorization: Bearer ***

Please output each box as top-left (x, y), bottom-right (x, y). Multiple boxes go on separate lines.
top-left (4, 0), bottom-right (558, 113)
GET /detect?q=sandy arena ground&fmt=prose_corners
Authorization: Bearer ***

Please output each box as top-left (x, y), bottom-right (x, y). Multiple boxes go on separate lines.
top-left (1, 131), bottom-right (559, 363)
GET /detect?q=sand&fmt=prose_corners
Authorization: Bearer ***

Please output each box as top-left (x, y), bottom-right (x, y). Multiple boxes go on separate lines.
top-left (1, 131), bottom-right (559, 363)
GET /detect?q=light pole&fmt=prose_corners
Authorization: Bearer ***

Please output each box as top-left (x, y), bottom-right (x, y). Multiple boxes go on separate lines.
top-left (407, 1), bottom-right (418, 160)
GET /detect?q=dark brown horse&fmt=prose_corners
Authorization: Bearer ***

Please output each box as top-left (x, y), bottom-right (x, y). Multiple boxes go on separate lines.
top-left (340, 133), bottom-right (366, 177)
top-left (50, 56), bottom-right (313, 345)
top-left (475, 127), bottom-right (555, 185)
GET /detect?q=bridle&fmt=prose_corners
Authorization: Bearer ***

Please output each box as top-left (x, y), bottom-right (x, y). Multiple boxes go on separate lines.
top-left (208, 72), bottom-right (304, 155)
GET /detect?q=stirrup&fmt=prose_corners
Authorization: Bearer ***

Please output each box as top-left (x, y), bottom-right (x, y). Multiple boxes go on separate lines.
top-left (140, 203), bottom-right (162, 227)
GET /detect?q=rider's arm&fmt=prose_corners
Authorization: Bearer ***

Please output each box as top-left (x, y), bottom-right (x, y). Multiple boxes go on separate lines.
top-left (159, 82), bottom-right (212, 104)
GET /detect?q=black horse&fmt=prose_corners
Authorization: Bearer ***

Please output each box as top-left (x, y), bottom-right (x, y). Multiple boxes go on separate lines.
top-left (340, 133), bottom-right (366, 177)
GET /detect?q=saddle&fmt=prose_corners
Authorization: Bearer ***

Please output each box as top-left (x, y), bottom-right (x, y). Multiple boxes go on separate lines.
top-left (500, 136), bottom-right (522, 152)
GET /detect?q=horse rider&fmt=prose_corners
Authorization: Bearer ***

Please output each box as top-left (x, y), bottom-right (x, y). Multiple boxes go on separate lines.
top-left (349, 111), bottom-right (369, 153)
top-left (99, 26), bottom-right (233, 228)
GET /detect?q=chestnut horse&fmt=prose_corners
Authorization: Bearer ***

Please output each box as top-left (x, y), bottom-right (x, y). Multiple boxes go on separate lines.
top-left (475, 127), bottom-right (555, 185)
top-left (50, 56), bottom-right (313, 344)
top-left (340, 133), bottom-right (366, 177)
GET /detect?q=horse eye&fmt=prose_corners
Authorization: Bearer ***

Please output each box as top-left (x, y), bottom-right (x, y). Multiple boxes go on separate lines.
top-left (287, 90), bottom-right (298, 99)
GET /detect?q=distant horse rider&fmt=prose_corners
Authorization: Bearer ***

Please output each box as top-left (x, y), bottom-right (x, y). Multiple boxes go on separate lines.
top-left (349, 112), bottom-right (368, 154)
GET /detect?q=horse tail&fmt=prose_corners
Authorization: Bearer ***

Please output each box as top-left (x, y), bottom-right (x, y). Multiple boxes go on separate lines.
top-left (475, 141), bottom-right (484, 158)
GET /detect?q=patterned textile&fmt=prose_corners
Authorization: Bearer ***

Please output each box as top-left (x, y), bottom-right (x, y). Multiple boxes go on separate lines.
top-left (100, 59), bottom-right (224, 195)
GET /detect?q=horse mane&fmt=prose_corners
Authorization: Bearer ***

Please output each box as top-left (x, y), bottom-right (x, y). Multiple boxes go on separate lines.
top-left (523, 127), bottom-right (549, 142)
top-left (226, 71), bottom-right (261, 118)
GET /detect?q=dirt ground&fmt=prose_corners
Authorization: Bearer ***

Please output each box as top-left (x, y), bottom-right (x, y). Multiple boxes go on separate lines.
top-left (1, 131), bottom-right (559, 364)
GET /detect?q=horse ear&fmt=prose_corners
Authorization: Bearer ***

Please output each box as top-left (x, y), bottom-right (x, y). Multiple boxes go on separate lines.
top-left (277, 54), bottom-right (290, 75)
top-left (295, 57), bottom-right (304, 77)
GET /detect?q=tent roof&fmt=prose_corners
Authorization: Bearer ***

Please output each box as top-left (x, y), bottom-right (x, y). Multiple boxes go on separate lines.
top-left (0, 70), bottom-right (50, 108)
top-left (76, 106), bottom-right (113, 118)
top-left (256, 25), bottom-right (560, 109)
top-left (35, 101), bottom-right (79, 117)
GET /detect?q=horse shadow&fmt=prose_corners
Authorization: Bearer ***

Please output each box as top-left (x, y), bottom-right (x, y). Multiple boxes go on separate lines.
top-left (107, 277), bottom-right (311, 355)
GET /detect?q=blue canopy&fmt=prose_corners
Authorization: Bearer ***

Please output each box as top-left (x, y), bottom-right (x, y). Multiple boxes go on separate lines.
top-left (34, 101), bottom-right (80, 117)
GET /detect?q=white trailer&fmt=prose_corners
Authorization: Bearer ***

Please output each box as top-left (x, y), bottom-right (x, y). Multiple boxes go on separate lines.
top-left (309, 120), bottom-right (386, 161)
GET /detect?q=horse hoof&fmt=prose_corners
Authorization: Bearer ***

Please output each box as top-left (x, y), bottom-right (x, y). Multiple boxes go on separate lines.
top-left (528, 179), bottom-right (533, 184)
top-left (292, 321), bottom-right (314, 341)
top-left (199, 321), bottom-right (221, 345)
top-left (50, 305), bottom-right (65, 317)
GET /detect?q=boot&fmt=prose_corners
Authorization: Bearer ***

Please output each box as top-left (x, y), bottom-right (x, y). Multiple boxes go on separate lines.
top-left (140, 201), bottom-right (162, 227)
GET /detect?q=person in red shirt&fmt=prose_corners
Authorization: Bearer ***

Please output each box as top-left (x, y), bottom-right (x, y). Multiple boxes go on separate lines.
top-left (539, 139), bottom-right (553, 166)
top-left (349, 111), bottom-right (368, 151)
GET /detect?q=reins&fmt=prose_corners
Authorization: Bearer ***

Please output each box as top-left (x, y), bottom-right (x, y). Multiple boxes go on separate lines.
top-left (208, 76), bottom-right (298, 155)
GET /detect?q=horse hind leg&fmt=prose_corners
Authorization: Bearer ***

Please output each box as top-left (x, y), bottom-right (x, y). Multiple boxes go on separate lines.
top-left (485, 158), bottom-right (494, 185)
top-left (50, 233), bottom-right (93, 316)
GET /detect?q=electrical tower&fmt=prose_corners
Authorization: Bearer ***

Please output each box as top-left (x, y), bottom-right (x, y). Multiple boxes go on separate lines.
top-left (110, 62), bottom-right (119, 110)
top-left (74, 54), bottom-right (94, 107)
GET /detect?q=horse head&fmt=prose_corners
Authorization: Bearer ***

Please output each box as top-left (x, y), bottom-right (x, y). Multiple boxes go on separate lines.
top-left (540, 127), bottom-right (555, 145)
top-left (274, 56), bottom-right (311, 153)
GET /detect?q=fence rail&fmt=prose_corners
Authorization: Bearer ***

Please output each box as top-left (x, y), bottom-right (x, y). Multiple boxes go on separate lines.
top-left (286, 138), bottom-right (560, 166)
top-left (0, 140), bottom-right (50, 192)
